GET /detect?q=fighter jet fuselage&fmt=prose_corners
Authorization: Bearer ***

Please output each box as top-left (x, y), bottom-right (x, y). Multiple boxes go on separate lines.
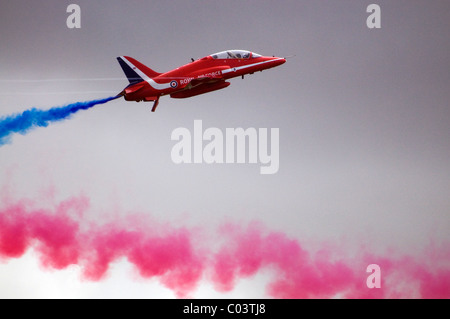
top-left (117, 50), bottom-right (286, 111)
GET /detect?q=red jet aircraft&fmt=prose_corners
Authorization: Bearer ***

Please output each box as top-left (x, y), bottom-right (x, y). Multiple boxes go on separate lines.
top-left (117, 50), bottom-right (286, 111)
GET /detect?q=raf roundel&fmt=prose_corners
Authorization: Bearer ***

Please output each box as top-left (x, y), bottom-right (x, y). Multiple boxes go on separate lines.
top-left (170, 80), bottom-right (178, 88)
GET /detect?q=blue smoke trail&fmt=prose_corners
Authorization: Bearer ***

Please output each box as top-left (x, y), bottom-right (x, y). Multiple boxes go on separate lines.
top-left (0, 96), bottom-right (119, 146)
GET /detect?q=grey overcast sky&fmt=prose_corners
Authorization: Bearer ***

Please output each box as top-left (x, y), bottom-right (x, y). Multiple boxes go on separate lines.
top-left (0, 1), bottom-right (449, 298)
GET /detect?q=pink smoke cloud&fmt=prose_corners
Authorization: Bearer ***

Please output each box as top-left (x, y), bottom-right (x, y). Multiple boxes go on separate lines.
top-left (0, 195), bottom-right (449, 298)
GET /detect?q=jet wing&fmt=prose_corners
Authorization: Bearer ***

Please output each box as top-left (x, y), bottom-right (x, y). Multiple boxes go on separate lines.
top-left (188, 75), bottom-right (223, 88)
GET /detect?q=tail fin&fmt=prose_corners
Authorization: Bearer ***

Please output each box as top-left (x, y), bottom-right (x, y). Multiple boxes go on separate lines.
top-left (117, 56), bottom-right (161, 84)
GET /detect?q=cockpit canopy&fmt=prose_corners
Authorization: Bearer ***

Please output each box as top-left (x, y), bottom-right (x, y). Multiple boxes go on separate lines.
top-left (210, 50), bottom-right (262, 59)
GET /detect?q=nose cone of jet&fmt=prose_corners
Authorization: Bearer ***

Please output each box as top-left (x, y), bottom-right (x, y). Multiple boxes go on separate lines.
top-left (272, 57), bottom-right (286, 66)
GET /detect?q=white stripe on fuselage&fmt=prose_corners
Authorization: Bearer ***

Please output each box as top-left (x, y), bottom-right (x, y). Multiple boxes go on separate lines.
top-left (221, 58), bottom-right (284, 75)
top-left (120, 56), bottom-right (171, 90)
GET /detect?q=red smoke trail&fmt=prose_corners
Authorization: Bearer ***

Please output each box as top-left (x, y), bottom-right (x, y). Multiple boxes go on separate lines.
top-left (0, 197), bottom-right (204, 297)
top-left (1, 196), bottom-right (449, 298)
top-left (211, 223), bottom-right (450, 298)
top-left (210, 223), bottom-right (360, 298)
